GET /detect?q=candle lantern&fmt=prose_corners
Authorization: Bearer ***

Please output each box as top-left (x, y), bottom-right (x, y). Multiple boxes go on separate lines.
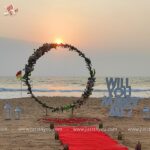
top-left (14, 106), bottom-right (21, 120)
top-left (142, 107), bottom-right (150, 119)
top-left (4, 103), bottom-right (12, 120)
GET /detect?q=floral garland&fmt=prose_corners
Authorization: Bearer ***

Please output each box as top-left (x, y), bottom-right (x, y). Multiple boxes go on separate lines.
top-left (22, 43), bottom-right (96, 112)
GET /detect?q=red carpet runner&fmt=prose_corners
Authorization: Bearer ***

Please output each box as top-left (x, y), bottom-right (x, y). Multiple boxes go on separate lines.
top-left (56, 126), bottom-right (128, 150)
top-left (39, 117), bottom-right (101, 124)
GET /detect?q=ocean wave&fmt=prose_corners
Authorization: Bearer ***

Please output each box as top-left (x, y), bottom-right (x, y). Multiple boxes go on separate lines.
top-left (0, 88), bottom-right (150, 93)
top-left (0, 88), bottom-right (83, 93)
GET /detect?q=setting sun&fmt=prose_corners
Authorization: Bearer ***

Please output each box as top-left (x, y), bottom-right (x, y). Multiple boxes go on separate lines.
top-left (55, 39), bottom-right (63, 44)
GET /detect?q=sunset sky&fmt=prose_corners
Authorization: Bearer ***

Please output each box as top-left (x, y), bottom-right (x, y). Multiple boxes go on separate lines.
top-left (0, 0), bottom-right (150, 76)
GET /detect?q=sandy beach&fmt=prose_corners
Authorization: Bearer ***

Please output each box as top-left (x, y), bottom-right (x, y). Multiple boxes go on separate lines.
top-left (0, 97), bottom-right (150, 150)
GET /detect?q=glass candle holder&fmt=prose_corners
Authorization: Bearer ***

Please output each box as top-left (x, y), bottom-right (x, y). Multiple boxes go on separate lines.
top-left (4, 103), bottom-right (12, 120)
top-left (14, 107), bottom-right (21, 120)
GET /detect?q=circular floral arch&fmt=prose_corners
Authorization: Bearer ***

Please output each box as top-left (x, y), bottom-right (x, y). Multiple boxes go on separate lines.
top-left (22, 43), bottom-right (96, 112)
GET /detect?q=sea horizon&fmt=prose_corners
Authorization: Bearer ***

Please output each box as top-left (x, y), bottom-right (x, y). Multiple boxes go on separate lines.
top-left (0, 76), bottom-right (150, 99)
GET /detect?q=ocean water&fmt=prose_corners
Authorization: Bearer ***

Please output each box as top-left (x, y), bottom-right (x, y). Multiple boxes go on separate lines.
top-left (0, 76), bottom-right (150, 99)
